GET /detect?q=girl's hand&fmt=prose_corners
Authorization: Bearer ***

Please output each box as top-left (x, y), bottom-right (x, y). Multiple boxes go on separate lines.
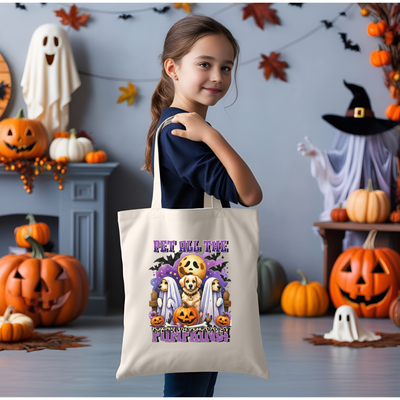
top-left (170, 112), bottom-right (212, 142)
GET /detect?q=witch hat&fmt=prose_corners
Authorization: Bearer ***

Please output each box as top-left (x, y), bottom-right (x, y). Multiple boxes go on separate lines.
top-left (322, 80), bottom-right (399, 135)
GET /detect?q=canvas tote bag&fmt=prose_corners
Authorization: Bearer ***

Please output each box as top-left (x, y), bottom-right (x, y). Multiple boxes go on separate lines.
top-left (116, 115), bottom-right (270, 380)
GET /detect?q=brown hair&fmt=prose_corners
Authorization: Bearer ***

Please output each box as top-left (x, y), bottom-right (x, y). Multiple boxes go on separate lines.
top-left (141, 14), bottom-right (240, 175)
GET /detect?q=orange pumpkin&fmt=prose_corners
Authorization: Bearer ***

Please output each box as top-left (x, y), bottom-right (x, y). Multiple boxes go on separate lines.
top-left (346, 179), bottom-right (391, 223)
top-left (14, 214), bottom-right (51, 248)
top-left (386, 103), bottom-right (400, 120)
top-left (216, 312), bottom-right (230, 327)
top-left (384, 31), bottom-right (395, 46)
top-left (0, 108), bottom-right (48, 159)
top-left (367, 20), bottom-right (388, 36)
top-left (53, 131), bottom-right (70, 139)
top-left (0, 235), bottom-right (89, 327)
top-left (390, 205), bottom-right (400, 223)
top-left (85, 150), bottom-right (107, 164)
top-left (329, 230), bottom-right (400, 318)
top-left (172, 301), bottom-right (199, 326)
top-left (370, 46), bottom-right (392, 67)
top-left (0, 305), bottom-right (34, 342)
top-left (330, 203), bottom-right (349, 222)
top-left (281, 270), bottom-right (329, 317)
top-left (150, 312), bottom-right (165, 327)
top-left (360, 8), bottom-right (370, 17)
top-left (389, 290), bottom-right (400, 327)
top-left (389, 85), bottom-right (400, 101)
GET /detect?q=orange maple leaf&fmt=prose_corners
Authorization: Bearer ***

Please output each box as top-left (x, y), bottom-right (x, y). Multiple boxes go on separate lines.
top-left (54, 4), bottom-right (90, 31)
top-left (243, 3), bottom-right (280, 30)
top-left (174, 3), bottom-right (194, 13)
top-left (259, 52), bottom-right (289, 82)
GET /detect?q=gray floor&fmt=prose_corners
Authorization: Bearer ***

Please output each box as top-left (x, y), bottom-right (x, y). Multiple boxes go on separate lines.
top-left (1, 307), bottom-right (400, 397)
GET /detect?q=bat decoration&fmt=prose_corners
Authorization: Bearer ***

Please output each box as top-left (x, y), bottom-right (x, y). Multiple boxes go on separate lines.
top-left (205, 252), bottom-right (221, 262)
top-left (153, 6), bottom-right (170, 14)
top-left (339, 33), bottom-right (361, 53)
top-left (16, 3), bottom-right (26, 10)
top-left (0, 81), bottom-right (10, 101)
top-left (321, 20), bottom-right (333, 29)
top-left (220, 275), bottom-right (231, 282)
top-left (149, 264), bottom-right (163, 271)
top-left (289, 3), bottom-right (303, 7)
top-left (340, 11), bottom-right (346, 16)
top-left (119, 14), bottom-right (133, 20)
top-left (153, 252), bottom-right (183, 266)
top-left (209, 261), bottom-right (228, 273)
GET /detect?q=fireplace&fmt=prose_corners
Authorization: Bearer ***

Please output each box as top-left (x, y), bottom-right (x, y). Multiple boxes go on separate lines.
top-left (0, 162), bottom-right (119, 315)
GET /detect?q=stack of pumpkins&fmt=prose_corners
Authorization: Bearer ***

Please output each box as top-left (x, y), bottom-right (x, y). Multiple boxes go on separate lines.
top-left (0, 214), bottom-right (89, 342)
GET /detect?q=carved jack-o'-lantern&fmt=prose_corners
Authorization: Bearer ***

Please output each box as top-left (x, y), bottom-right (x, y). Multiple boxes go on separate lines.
top-left (216, 313), bottom-right (230, 327)
top-left (172, 301), bottom-right (199, 326)
top-left (0, 108), bottom-right (48, 159)
top-left (0, 235), bottom-right (89, 326)
top-left (177, 254), bottom-right (206, 279)
top-left (329, 230), bottom-right (400, 318)
top-left (150, 312), bottom-right (165, 327)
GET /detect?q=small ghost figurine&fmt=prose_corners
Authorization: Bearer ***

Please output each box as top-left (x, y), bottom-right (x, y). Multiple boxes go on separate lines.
top-left (21, 23), bottom-right (81, 142)
top-left (324, 305), bottom-right (382, 342)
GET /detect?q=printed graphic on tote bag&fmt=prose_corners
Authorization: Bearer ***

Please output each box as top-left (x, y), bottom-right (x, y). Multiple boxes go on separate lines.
top-left (149, 240), bottom-right (231, 343)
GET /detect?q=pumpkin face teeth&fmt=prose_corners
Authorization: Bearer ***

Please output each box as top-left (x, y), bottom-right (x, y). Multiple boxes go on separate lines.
top-left (25, 290), bottom-right (72, 313)
top-left (339, 287), bottom-right (389, 307)
top-left (4, 140), bottom-right (37, 153)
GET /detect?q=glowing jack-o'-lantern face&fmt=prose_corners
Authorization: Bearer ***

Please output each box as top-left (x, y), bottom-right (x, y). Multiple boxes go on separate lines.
top-left (216, 313), bottom-right (230, 327)
top-left (177, 254), bottom-right (206, 279)
top-left (151, 313), bottom-right (165, 327)
top-left (0, 108), bottom-right (48, 159)
top-left (329, 230), bottom-right (400, 318)
top-left (172, 302), bottom-right (199, 326)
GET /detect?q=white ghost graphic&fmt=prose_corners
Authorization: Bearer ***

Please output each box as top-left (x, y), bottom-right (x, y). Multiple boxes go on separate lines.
top-left (21, 23), bottom-right (81, 142)
top-left (324, 305), bottom-right (382, 342)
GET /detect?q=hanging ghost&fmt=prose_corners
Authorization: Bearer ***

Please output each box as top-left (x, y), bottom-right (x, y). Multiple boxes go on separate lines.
top-left (297, 80), bottom-right (400, 249)
top-left (324, 305), bottom-right (382, 342)
top-left (200, 277), bottom-right (224, 326)
top-left (21, 23), bottom-right (81, 143)
top-left (157, 277), bottom-right (182, 323)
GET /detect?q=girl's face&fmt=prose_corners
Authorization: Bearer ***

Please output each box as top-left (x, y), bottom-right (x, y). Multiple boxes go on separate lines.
top-left (168, 35), bottom-right (235, 115)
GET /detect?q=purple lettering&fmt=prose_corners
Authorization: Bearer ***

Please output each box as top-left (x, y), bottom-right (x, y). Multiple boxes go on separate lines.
top-left (152, 331), bottom-right (161, 342)
top-left (190, 332), bottom-right (200, 342)
top-left (181, 331), bottom-right (190, 342)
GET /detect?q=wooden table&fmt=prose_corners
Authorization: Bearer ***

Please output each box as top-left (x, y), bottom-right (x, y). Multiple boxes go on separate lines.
top-left (313, 221), bottom-right (400, 290)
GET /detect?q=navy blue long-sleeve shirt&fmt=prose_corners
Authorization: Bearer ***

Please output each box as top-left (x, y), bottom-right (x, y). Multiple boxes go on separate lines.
top-left (151, 107), bottom-right (239, 209)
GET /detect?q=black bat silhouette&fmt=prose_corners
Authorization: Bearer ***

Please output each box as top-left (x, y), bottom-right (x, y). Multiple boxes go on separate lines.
top-left (0, 81), bottom-right (10, 101)
top-left (339, 33), bottom-right (361, 52)
top-left (209, 262), bottom-right (228, 273)
top-left (153, 252), bottom-right (183, 266)
top-left (119, 14), bottom-right (133, 20)
top-left (205, 252), bottom-right (221, 261)
top-left (340, 12), bottom-right (346, 16)
top-left (153, 6), bottom-right (170, 13)
top-left (16, 3), bottom-right (26, 10)
top-left (289, 3), bottom-right (303, 7)
top-left (220, 275), bottom-right (231, 282)
top-left (321, 20), bottom-right (333, 29)
top-left (149, 264), bottom-right (162, 271)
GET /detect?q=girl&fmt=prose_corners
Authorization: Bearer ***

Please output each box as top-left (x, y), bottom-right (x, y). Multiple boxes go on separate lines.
top-left (141, 14), bottom-right (262, 397)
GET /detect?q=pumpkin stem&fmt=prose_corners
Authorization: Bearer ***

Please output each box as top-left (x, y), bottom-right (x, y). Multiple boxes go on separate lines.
top-left (182, 301), bottom-right (189, 308)
top-left (25, 233), bottom-right (47, 259)
top-left (69, 128), bottom-right (77, 138)
top-left (378, 44), bottom-right (382, 51)
top-left (338, 203), bottom-right (342, 209)
top-left (3, 305), bottom-right (14, 321)
top-left (363, 230), bottom-right (378, 249)
top-left (297, 269), bottom-right (308, 285)
top-left (16, 108), bottom-right (25, 119)
top-left (366, 178), bottom-right (374, 192)
top-left (25, 213), bottom-right (37, 225)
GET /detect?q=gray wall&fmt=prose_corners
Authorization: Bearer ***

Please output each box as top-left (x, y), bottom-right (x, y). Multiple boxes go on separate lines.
top-left (0, 3), bottom-right (395, 308)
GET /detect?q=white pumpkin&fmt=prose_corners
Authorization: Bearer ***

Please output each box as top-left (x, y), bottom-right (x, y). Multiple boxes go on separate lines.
top-left (0, 305), bottom-right (35, 341)
top-left (49, 128), bottom-right (93, 162)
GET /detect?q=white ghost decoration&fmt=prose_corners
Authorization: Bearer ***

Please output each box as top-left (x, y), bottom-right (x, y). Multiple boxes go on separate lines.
top-left (21, 23), bottom-right (81, 142)
top-left (324, 305), bottom-right (382, 342)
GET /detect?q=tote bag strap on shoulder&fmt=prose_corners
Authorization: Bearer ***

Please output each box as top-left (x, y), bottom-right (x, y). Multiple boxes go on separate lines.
top-left (151, 115), bottom-right (222, 209)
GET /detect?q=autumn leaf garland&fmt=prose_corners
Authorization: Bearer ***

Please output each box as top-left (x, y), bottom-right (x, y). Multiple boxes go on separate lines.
top-left (259, 52), bottom-right (289, 82)
top-left (54, 4), bottom-right (90, 31)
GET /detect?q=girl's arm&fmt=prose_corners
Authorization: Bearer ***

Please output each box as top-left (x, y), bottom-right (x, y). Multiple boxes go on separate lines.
top-left (171, 112), bottom-right (263, 207)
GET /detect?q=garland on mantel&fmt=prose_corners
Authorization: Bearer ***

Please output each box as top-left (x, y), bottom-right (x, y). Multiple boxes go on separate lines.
top-left (0, 156), bottom-right (68, 194)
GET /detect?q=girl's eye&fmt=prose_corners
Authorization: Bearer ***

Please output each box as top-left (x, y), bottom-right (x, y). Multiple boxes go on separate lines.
top-left (199, 63), bottom-right (231, 71)
top-left (199, 62), bottom-right (210, 68)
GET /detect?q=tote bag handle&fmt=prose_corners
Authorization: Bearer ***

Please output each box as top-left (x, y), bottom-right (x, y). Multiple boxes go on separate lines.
top-left (151, 115), bottom-right (222, 209)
